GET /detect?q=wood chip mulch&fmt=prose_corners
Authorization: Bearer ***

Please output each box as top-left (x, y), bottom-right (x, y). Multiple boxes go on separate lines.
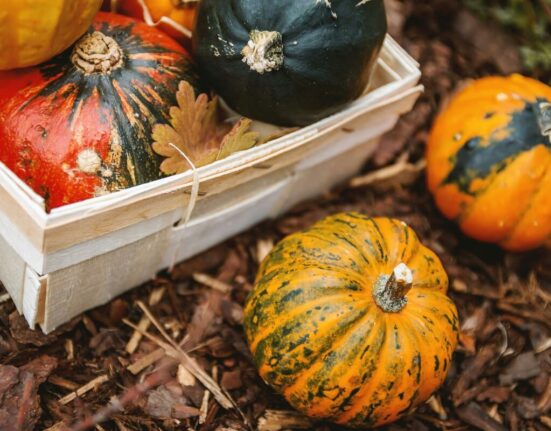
top-left (0, 1), bottom-right (550, 430)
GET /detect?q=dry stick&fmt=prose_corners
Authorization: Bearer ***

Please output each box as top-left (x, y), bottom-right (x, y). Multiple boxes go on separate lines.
top-left (349, 158), bottom-right (426, 188)
top-left (129, 302), bottom-right (252, 427)
top-left (122, 318), bottom-right (233, 409)
top-left (126, 287), bottom-right (165, 354)
top-left (199, 388), bottom-right (211, 425)
top-left (193, 273), bottom-right (233, 294)
top-left (68, 368), bottom-right (170, 431)
top-left (126, 348), bottom-right (165, 375)
top-left (133, 301), bottom-right (245, 420)
top-left (257, 410), bottom-right (313, 431)
top-left (59, 375), bottom-right (110, 405)
top-left (59, 348), bottom-right (167, 405)
top-left (136, 301), bottom-right (179, 351)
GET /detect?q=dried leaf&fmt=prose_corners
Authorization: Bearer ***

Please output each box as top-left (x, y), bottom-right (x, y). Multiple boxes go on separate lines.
top-left (212, 119), bottom-right (259, 162)
top-left (152, 81), bottom-right (260, 175)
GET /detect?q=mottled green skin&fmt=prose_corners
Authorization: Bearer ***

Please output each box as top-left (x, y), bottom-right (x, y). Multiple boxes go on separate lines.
top-left (244, 213), bottom-right (459, 428)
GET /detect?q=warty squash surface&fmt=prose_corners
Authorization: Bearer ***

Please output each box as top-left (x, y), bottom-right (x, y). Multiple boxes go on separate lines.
top-left (244, 213), bottom-right (459, 428)
top-left (427, 74), bottom-right (551, 251)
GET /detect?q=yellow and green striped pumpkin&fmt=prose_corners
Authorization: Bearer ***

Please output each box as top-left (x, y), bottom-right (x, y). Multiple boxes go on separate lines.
top-left (244, 213), bottom-right (459, 428)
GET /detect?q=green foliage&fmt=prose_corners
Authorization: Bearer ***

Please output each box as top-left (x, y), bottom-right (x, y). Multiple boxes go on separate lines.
top-left (465, 0), bottom-right (551, 75)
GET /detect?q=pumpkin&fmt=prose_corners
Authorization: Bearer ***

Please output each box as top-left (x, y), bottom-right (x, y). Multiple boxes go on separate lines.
top-left (0, 0), bottom-right (103, 70)
top-left (244, 213), bottom-right (459, 428)
top-left (0, 12), bottom-right (200, 210)
top-left (104, 0), bottom-right (198, 43)
top-left (427, 75), bottom-right (551, 251)
top-left (192, 0), bottom-right (387, 126)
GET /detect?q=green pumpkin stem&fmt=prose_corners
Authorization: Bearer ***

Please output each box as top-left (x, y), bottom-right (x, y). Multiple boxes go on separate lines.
top-left (241, 30), bottom-right (284, 74)
top-left (71, 31), bottom-right (124, 75)
top-left (536, 102), bottom-right (551, 139)
top-left (373, 263), bottom-right (413, 313)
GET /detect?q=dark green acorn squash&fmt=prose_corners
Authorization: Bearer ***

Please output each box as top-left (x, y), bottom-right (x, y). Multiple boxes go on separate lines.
top-left (192, 0), bottom-right (387, 126)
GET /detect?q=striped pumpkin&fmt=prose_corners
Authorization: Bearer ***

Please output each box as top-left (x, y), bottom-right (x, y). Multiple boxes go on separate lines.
top-left (0, 12), bottom-right (200, 210)
top-left (427, 75), bottom-right (551, 251)
top-left (244, 213), bottom-right (459, 428)
top-left (0, 0), bottom-right (102, 70)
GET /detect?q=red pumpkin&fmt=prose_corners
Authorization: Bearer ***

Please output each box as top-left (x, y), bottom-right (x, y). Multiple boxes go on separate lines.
top-left (0, 12), bottom-right (200, 210)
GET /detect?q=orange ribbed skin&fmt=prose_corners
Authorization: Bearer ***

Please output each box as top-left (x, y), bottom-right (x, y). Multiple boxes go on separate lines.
top-left (427, 75), bottom-right (551, 251)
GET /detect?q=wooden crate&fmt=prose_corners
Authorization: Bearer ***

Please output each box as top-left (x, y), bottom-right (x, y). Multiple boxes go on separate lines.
top-left (0, 36), bottom-right (422, 332)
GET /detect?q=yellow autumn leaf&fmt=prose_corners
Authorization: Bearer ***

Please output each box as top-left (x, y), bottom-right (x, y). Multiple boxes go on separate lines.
top-left (151, 81), bottom-right (261, 175)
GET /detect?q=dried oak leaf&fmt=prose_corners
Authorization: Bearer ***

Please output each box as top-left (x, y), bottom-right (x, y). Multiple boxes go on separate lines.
top-left (152, 81), bottom-right (260, 174)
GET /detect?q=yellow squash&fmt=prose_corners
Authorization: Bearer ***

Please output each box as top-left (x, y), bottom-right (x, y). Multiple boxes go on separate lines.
top-left (0, 0), bottom-right (102, 70)
top-left (244, 213), bottom-right (459, 428)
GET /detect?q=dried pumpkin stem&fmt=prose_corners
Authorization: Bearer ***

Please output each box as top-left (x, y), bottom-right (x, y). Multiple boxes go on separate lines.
top-left (536, 102), bottom-right (551, 139)
top-left (373, 263), bottom-right (413, 313)
top-left (72, 31), bottom-right (124, 75)
top-left (241, 30), bottom-right (284, 74)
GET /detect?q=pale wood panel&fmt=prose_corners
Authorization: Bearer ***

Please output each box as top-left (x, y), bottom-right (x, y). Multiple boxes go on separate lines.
top-left (42, 229), bottom-right (171, 332)
top-left (0, 233), bottom-right (27, 312)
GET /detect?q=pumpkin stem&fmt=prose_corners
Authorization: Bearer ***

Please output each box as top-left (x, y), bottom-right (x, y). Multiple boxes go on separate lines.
top-left (71, 31), bottom-right (124, 75)
top-left (241, 30), bottom-right (284, 74)
top-left (373, 263), bottom-right (413, 313)
top-left (536, 102), bottom-right (551, 139)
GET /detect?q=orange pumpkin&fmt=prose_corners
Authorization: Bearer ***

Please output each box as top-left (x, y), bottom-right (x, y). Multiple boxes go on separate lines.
top-left (427, 75), bottom-right (551, 251)
top-left (244, 213), bottom-right (459, 428)
top-left (104, 0), bottom-right (197, 42)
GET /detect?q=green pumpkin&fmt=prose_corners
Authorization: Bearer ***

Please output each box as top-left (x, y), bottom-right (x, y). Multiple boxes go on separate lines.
top-left (192, 0), bottom-right (387, 126)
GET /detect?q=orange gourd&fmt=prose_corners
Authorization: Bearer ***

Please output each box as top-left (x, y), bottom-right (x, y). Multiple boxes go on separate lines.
top-left (244, 213), bottom-right (459, 428)
top-left (427, 75), bottom-right (551, 251)
top-left (104, 0), bottom-right (197, 43)
top-left (0, 0), bottom-right (102, 70)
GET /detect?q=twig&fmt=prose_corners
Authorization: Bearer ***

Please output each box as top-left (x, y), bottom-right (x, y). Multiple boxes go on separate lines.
top-left (127, 348), bottom-right (165, 375)
top-left (49, 375), bottom-right (80, 391)
top-left (59, 375), bottom-right (110, 405)
top-left (136, 301), bottom-right (179, 351)
top-left (68, 369), bottom-right (170, 431)
top-left (349, 158), bottom-right (426, 188)
top-left (126, 287), bottom-right (165, 354)
top-left (257, 410), bottom-right (313, 431)
top-left (193, 273), bottom-right (233, 294)
top-left (199, 388), bottom-right (210, 424)
top-left (122, 318), bottom-right (233, 409)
